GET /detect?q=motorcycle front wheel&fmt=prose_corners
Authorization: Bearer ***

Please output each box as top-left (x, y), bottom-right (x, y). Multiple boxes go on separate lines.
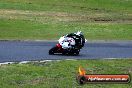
top-left (49, 46), bottom-right (58, 55)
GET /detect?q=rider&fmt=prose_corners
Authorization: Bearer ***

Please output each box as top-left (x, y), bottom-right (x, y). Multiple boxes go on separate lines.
top-left (58, 31), bottom-right (85, 49)
top-left (66, 31), bottom-right (85, 48)
top-left (58, 36), bottom-right (75, 49)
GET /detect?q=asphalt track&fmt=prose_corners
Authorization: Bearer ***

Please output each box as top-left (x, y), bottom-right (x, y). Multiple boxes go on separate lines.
top-left (0, 41), bottom-right (132, 62)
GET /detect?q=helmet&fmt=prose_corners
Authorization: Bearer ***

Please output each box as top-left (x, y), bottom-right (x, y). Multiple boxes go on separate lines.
top-left (76, 31), bottom-right (83, 36)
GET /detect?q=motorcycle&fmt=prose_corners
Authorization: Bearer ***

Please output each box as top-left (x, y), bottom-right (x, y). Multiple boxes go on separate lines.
top-left (49, 31), bottom-right (86, 55)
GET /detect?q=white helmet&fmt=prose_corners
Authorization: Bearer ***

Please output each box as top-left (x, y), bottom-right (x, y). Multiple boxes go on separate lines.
top-left (76, 31), bottom-right (82, 36)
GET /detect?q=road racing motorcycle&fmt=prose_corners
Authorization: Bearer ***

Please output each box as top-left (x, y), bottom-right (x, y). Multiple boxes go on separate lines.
top-left (49, 31), bottom-right (87, 55)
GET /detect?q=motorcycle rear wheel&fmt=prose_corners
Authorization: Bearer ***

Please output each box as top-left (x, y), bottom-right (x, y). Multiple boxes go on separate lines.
top-left (73, 50), bottom-right (80, 55)
top-left (69, 49), bottom-right (80, 56)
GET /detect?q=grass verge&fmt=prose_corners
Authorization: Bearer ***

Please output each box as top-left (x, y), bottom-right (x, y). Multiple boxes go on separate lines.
top-left (0, 59), bottom-right (132, 88)
top-left (0, 19), bottom-right (132, 40)
top-left (0, 0), bottom-right (132, 40)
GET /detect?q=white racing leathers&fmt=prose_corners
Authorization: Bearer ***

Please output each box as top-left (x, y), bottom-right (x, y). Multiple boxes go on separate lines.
top-left (58, 36), bottom-right (75, 49)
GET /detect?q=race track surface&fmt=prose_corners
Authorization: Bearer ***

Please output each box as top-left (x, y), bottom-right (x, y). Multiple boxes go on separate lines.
top-left (0, 41), bottom-right (132, 62)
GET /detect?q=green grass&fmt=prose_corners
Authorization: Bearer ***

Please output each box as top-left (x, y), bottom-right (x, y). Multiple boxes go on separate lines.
top-left (0, 18), bottom-right (132, 40)
top-left (0, 0), bottom-right (132, 12)
top-left (0, 19), bottom-right (132, 40)
top-left (0, 59), bottom-right (132, 88)
top-left (0, 0), bottom-right (132, 40)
